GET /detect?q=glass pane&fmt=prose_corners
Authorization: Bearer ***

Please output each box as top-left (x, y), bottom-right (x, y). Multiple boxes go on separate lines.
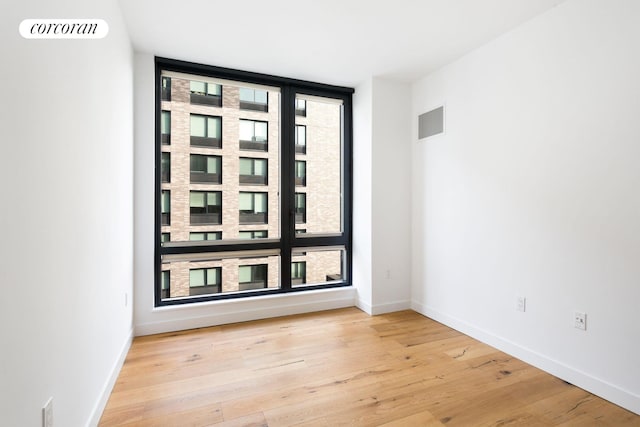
top-left (239, 192), bottom-right (252, 210)
top-left (190, 192), bottom-right (205, 207)
top-left (207, 84), bottom-right (221, 96)
top-left (239, 120), bottom-right (253, 141)
top-left (190, 115), bottom-right (205, 137)
top-left (255, 193), bottom-right (267, 212)
top-left (255, 122), bottom-right (267, 141)
top-left (295, 95), bottom-right (343, 235)
top-left (255, 90), bottom-right (267, 104)
top-left (159, 71), bottom-right (280, 245)
top-left (190, 81), bottom-right (206, 93)
top-left (161, 254), bottom-right (280, 300)
top-left (239, 88), bottom-right (253, 102)
top-left (161, 111), bottom-right (170, 134)
top-left (207, 156), bottom-right (219, 173)
top-left (207, 116), bottom-right (220, 138)
top-left (239, 158), bottom-right (252, 175)
top-left (292, 247), bottom-right (345, 287)
top-left (189, 269), bottom-right (205, 286)
top-left (190, 233), bottom-right (205, 241)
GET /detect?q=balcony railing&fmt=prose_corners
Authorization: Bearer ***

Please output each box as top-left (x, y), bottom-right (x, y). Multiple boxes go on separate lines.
top-left (190, 212), bottom-right (222, 225)
top-left (239, 212), bottom-right (268, 224)
top-left (239, 174), bottom-right (267, 185)
top-left (239, 100), bottom-right (268, 112)
top-left (295, 107), bottom-right (306, 117)
top-left (239, 140), bottom-right (268, 151)
top-left (295, 212), bottom-right (306, 224)
top-left (295, 144), bottom-right (306, 154)
top-left (292, 277), bottom-right (305, 286)
top-left (161, 213), bottom-right (170, 226)
top-left (161, 134), bottom-right (171, 145)
top-left (161, 87), bottom-right (171, 101)
top-left (191, 172), bottom-right (221, 184)
top-left (191, 136), bottom-right (221, 148)
top-left (161, 170), bottom-right (170, 183)
top-left (295, 176), bottom-right (306, 186)
top-left (190, 93), bottom-right (222, 107)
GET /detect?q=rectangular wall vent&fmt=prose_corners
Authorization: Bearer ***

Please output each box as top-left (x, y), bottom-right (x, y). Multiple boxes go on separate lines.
top-left (418, 106), bottom-right (444, 139)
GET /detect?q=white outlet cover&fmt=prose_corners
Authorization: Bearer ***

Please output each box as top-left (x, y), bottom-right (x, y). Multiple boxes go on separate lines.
top-left (574, 311), bottom-right (587, 330)
top-left (516, 296), bottom-right (526, 312)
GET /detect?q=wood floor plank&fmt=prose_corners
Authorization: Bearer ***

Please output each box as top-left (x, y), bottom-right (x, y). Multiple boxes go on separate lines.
top-left (99, 308), bottom-right (640, 426)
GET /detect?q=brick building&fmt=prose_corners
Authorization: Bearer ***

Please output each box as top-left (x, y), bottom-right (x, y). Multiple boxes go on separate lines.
top-left (160, 72), bottom-right (343, 299)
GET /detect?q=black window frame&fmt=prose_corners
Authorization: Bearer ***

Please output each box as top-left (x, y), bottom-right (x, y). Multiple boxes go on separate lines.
top-left (239, 157), bottom-right (268, 185)
top-left (154, 56), bottom-right (353, 306)
top-left (190, 190), bottom-right (222, 225)
top-left (190, 154), bottom-right (222, 184)
top-left (190, 113), bottom-right (222, 148)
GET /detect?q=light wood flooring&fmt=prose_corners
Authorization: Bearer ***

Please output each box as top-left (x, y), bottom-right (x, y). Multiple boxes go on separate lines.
top-left (99, 308), bottom-right (640, 426)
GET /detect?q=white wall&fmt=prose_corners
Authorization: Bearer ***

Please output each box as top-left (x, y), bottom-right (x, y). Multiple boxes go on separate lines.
top-left (133, 53), bottom-right (355, 335)
top-left (353, 79), bottom-right (374, 312)
top-left (0, 1), bottom-right (134, 426)
top-left (371, 78), bottom-right (412, 313)
top-left (411, 0), bottom-right (640, 414)
top-left (353, 78), bottom-right (413, 315)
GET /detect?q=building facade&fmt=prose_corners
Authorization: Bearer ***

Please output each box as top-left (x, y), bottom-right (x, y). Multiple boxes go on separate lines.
top-left (159, 72), bottom-right (343, 300)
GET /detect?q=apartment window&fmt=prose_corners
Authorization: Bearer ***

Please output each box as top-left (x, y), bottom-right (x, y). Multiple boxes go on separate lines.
top-left (161, 190), bottom-right (170, 225)
top-left (190, 191), bottom-right (222, 225)
top-left (295, 193), bottom-right (306, 224)
top-left (191, 114), bottom-right (222, 148)
top-left (189, 267), bottom-right (221, 296)
top-left (239, 87), bottom-right (268, 112)
top-left (239, 230), bottom-right (268, 239)
top-left (161, 271), bottom-right (170, 298)
top-left (161, 77), bottom-right (171, 101)
top-left (239, 119), bottom-right (268, 151)
top-left (295, 125), bottom-right (306, 154)
top-left (156, 58), bottom-right (352, 306)
top-left (239, 264), bottom-right (267, 291)
top-left (239, 157), bottom-right (267, 185)
top-left (291, 261), bottom-right (306, 285)
top-left (161, 152), bottom-right (170, 183)
top-left (190, 80), bottom-right (222, 106)
top-left (191, 154), bottom-right (221, 184)
top-left (239, 192), bottom-right (267, 224)
top-left (190, 231), bottom-right (222, 241)
top-left (295, 98), bottom-right (306, 117)
top-left (295, 160), bottom-right (306, 187)
top-left (161, 111), bottom-right (171, 145)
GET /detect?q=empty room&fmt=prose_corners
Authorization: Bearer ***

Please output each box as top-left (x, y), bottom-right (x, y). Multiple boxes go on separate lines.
top-left (2, 0), bottom-right (639, 425)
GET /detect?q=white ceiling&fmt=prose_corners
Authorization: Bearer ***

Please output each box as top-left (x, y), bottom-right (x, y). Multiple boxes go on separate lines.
top-left (119, 0), bottom-right (566, 87)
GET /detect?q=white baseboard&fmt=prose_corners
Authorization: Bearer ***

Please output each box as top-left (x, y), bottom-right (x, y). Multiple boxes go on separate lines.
top-left (87, 327), bottom-right (134, 427)
top-left (411, 301), bottom-right (640, 416)
top-left (370, 300), bottom-right (411, 315)
top-left (136, 287), bottom-right (357, 336)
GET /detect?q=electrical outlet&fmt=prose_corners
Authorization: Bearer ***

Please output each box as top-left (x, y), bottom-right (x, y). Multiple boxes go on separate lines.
top-left (43, 397), bottom-right (53, 427)
top-left (574, 311), bottom-right (587, 331)
top-left (516, 296), bottom-right (526, 312)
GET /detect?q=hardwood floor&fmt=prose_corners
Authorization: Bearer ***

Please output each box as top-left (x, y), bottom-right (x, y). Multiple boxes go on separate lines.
top-left (100, 308), bottom-right (639, 426)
